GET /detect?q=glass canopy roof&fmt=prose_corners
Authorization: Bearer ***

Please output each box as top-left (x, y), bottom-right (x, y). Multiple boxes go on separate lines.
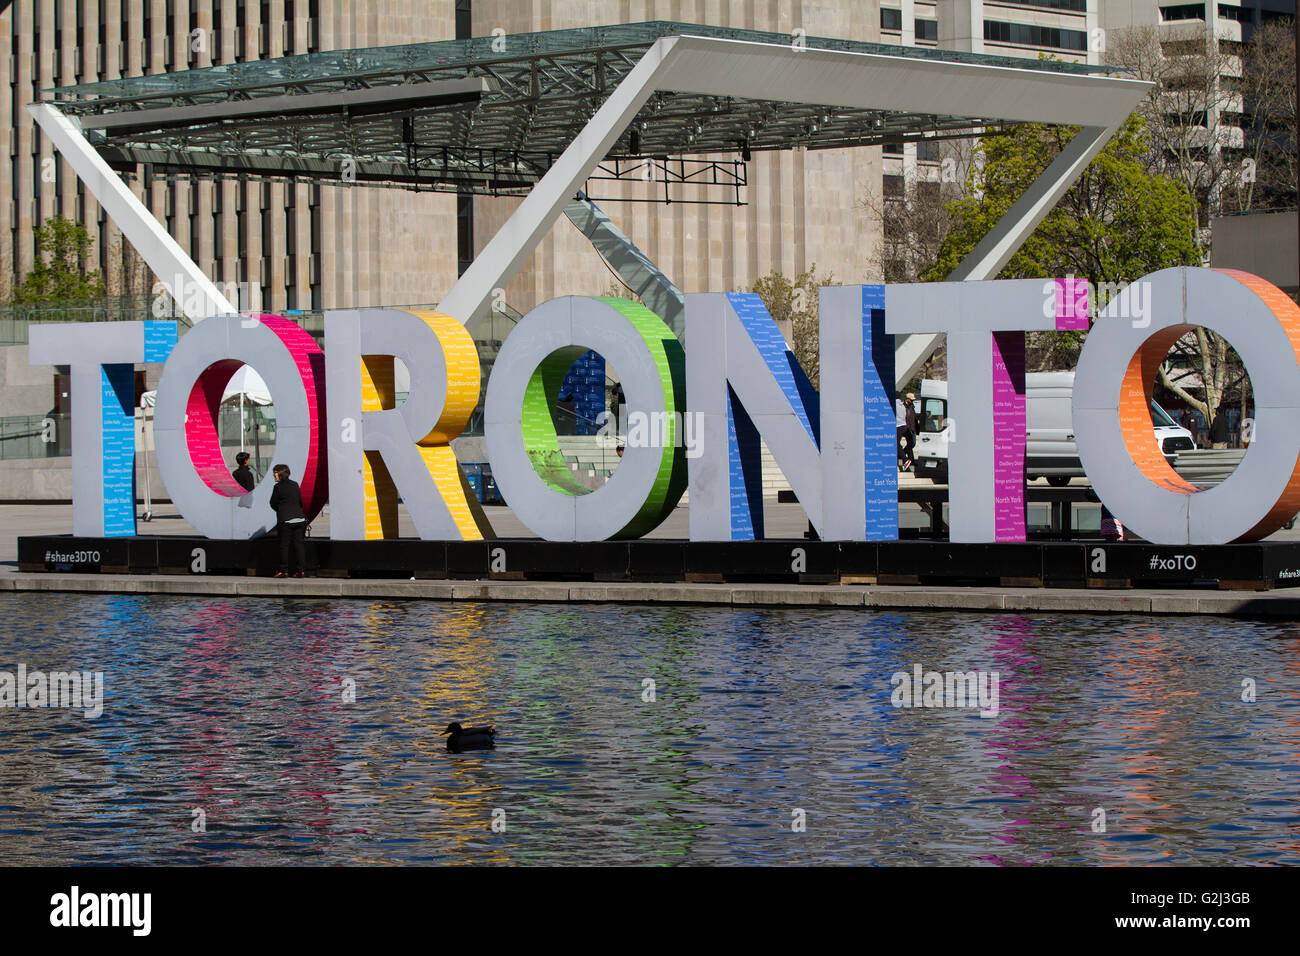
top-left (45, 21), bottom-right (1106, 197)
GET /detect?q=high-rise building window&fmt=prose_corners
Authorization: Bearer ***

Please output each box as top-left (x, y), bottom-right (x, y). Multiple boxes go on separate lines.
top-left (457, 193), bottom-right (474, 276)
top-left (1217, 5), bottom-right (1248, 21)
top-left (188, 197), bottom-right (200, 263)
top-left (307, 0), bottom-right (319, 54)
top-left (1159, 4), bottom-right (1207, 21)
top-left (308, 186), bottom-right (321, 312)
top-left (213, 4), bottom-right (224, 64)
top-left (995, 0), bottom-right (1087, 11)
top-left (456, 0), bottom-right (472, 40)
top-left (455, 5), bottom-right (473, 279)
top-left (98, 1), bottom-right (108, 74)
top-left (213, 185), bottom-right (224, 281)
top-left (881, 8), bottom-right (903, 32)
top-left (916, 20), bottom-right (938, 42)
top-left (984, 20), bottom-right (1088, 52)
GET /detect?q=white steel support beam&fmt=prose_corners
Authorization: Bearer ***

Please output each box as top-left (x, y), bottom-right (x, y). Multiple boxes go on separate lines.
top-left (437, 37), bottom-right (681, 324)
top-left (894, 123), bottom-right (1121, 388)
top-left (27, 102), bottom-right (237, 322)
top-left (564, 193), bottom-right (686, 340)
top-left (438, 34), bottom-right (1147, 331)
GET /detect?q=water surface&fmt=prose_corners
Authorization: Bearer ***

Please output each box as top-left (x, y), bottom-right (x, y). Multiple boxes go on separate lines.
top-left (0, 593), bottom-right (1296, 865)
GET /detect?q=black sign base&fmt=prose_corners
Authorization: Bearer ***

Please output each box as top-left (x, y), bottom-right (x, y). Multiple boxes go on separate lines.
top-left (15, 535), bottom-right (1300, 590)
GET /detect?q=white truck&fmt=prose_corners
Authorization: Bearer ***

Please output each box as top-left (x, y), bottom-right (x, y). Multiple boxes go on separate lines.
top-left (913, 371), bottom-right (1196, 485)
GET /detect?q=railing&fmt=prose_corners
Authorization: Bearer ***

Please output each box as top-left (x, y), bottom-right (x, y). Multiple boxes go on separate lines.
top-left (0, 295), bottom-right (189, 344)
top-left (0, 413), bottom-right (71, 460)
top-left (0, 297), bottom-right (478, 345)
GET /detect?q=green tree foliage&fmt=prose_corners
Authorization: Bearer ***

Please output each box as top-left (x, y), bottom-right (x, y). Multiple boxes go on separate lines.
top-left (925, 116), bottom-right (1200, 369)
top-left (13, 217), bottom-right (106, 303)
top-left (750, 264), bottom-right (834, 389)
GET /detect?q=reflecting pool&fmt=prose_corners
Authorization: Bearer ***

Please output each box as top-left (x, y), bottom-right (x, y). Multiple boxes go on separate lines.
top-left (1, 593), bottom-right (1297, 865)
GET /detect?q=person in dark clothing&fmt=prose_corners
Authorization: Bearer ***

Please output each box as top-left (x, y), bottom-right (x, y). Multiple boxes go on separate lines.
top-left (232, 451), bottom-right (256, 492)
top-left (610, 382), bottom-right (625, 434)
top-left (557, 391), bottom-right (577, 434)
top-left (269, 463), bottom-right (307, 578)
top-left (902, 393), bottom-right (919, 471)
top-left (1210, 404), bottom-right (1229, 449)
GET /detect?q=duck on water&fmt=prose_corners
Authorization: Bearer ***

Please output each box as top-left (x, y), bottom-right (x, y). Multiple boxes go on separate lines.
top-left (442, 722), bottom-right (496, 752)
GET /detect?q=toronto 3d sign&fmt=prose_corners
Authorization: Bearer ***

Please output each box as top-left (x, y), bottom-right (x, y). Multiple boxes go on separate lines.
top-left (29, 266), bottom-right (1300, 547)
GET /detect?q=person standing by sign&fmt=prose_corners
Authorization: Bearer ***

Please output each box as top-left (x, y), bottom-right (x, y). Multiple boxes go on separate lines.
top-left (896, 398), bottom-right (908, 469)
top-left (1210, 404), bottom-right (1230, 449)
top-left (232, 451), bottom-right (255, 491)
top-left (269, 463), bottom-right (307, 578)
top-left (902, 393), bottom-right (919, 472)
top-left (610, 381), bottom-right (625, 435)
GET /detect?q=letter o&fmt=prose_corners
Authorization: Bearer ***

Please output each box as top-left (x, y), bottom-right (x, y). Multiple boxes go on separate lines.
top-left (154, 314), bottom-right (327, 538)
top-left (485, 296), bottom-right (686, 540)
top-left (1074, 268), bottom-right (1300, 543)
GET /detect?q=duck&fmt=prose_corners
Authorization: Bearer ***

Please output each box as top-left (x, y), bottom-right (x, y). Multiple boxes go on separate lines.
top-left (441, 721), bottom-right (496, 752)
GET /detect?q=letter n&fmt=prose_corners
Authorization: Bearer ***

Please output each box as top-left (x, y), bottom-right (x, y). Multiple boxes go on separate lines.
top-left (685, 287), bottom-right (893, 540)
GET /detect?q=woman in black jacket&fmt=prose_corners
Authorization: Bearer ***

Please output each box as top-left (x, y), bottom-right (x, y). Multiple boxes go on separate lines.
top-left (269, 464), bottom-right (307, 577)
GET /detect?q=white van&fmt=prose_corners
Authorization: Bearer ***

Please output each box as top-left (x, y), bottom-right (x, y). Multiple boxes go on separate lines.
top-left (914, 371), bottom-right (1195, 485)
top-left (911, 379), bottom-right (950, 480)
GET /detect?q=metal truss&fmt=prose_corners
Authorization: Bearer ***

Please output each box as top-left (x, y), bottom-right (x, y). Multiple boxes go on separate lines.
top-left (50, 21), bottom-right (1068, 200)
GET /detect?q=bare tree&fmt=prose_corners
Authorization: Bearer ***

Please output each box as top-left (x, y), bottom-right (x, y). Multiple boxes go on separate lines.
top-left (1154, 326), bottom-right (1254, 427)
top-left (1105, 24), bottom-right (1246, 234)
top-left (1241, 17), bottom-right (1296, 209)
top-left (1106, 25), bottom-right (1271, 421)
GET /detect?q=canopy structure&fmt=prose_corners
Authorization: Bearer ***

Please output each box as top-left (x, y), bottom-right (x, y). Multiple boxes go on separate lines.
top-left (46, 21), bottom-right (1112, 196)
top-left (30, 20), bottom-right (1151, 384)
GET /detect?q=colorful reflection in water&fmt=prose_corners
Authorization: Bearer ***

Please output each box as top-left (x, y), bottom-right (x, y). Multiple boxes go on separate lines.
top-left (0, 593), bottom-right (1296, 865)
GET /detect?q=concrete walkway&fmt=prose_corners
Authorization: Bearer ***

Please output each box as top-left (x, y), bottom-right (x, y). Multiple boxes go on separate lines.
top-left (3, 572), bottom-right (1298, 618)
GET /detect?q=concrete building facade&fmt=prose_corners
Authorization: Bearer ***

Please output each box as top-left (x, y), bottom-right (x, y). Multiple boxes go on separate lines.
top-left (2, 1), bottom-right (462, 314)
